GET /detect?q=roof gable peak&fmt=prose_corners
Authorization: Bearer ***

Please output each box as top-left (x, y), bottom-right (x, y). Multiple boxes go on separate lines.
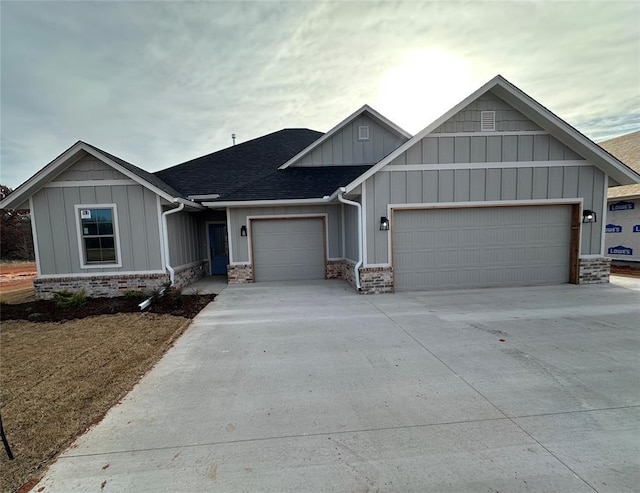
top-left (342, 74), bottom-right (640, 192)
top-left (279, 105), bottom-right (411, 170)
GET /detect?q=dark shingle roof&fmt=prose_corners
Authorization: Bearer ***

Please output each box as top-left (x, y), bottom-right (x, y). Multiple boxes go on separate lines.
top-left (82, 142), bottom-right (182, 198)
top-left (221, 166), bottom-right (372, 201)
top-left (154, 129), bottom-right (323, 197)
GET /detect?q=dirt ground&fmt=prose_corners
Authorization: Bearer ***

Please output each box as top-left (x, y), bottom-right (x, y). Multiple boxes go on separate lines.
top-left (0, 262), bottom-right (36, 304)
top-left (610, 264), bottom-right (640, 278)
top-left (1, 292), bottom-right (215, 322)
top-left (0, 313), bottom-right (195, 493)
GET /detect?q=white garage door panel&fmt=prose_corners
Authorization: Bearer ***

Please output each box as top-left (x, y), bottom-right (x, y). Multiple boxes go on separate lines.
top-left (252, 219), bottom-right (325, 281)
top-left (394, 205), bottom-right (571, 291)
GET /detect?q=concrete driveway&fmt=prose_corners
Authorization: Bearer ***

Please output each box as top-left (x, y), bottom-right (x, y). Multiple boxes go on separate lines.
top-left (36, 278), bottom-right (640, 492)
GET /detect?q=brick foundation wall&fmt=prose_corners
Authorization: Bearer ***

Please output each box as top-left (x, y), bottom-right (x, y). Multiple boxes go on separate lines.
top-left (579, 257), bottom-right (611, 284)
top-left (337, 259), bottom-right (393, 294)
top-left (34, 273), bottom-right (169, 300)
top-left (326, 259), bottom-right (344, 279)
top-left (173, 261), bottom-right (209, 288)
top-left (359, 266), bottom-right (394, 294)
top-left (228, 264), bottom-right (254, 284)
top-left (343, 260), bottom-right (358, 290)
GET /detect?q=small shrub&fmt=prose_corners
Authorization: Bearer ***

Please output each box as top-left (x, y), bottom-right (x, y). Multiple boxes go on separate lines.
top-left (52, 289), bottom-right (87, 308)
top-left (165, 286), bottom-right (183, 308)
top-left (122, 289), bottom-right (146, 300)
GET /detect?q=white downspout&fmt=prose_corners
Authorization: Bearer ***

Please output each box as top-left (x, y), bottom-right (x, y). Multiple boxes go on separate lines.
top-left (337, 187), bottom-right (362, 290)
top-left (161, 201), bottom-right (185, 286)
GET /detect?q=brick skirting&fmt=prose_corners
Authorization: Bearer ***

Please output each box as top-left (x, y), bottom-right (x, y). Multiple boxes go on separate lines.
top-left (173, 261), bottom-right (209, 288)
top-left (326, 259), bottom-right (344, 279)
top-left (335, 259), bottom-right (394, 294)
top-left (228, 264), bottom-right (254, 284)
top-left (359, 266), bottom-right (394, 294)
top-left (578, 257), bottom-right (611, 284)
top-left (34, 273), bottom-right (169, 300)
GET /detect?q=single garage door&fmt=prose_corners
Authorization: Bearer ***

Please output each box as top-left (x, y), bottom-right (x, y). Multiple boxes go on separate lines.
top-left (252, 218), bottom-right (325, 281)
top-left (393, 205), bottom-right (572, 291)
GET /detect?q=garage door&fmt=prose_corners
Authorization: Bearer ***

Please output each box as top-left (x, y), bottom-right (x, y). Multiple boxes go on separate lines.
top-left (393, 205), bottom-right (572, 291)
top-left (252, 218), bottom-right (325, 281)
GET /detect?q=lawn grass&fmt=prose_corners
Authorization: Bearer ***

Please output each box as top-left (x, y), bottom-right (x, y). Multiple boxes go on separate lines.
top-left (0, 288), bottom-right (35, 305)
top-left (0, 313), bottom-right (190, 493)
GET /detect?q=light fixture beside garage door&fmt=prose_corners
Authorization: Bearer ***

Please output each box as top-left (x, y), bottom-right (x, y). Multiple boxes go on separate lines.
top-left (582, 210), bottom-right (597, 223)
top-left (240, 225), bottom-right (247, 236)
top-left (380, 216), bottom-right (390, 231)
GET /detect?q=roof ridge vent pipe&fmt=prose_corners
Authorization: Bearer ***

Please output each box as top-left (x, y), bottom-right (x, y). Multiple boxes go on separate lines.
top-left (337, 187), bottom-right (362, 290)
top-left (161, 201), bottom-right (185, 286)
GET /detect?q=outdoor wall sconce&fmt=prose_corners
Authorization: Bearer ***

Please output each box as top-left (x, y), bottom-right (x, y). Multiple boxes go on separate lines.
top-left (582, 210), bottom-right (597, 223)
top-left (240, 225), bottom-right (247, 236)
top-left (380, 216), bottom-right (390, 231)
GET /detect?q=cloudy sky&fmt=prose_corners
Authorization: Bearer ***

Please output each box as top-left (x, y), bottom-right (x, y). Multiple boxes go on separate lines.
top-left (1, 0), bottom-right (638, 188)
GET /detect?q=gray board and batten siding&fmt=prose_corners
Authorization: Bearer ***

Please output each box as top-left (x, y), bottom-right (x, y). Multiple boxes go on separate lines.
top-left (343, 202), bottom-right (359, 262)
top-left (228, 205), bottom-right (342, 264)
top-left (364, 165), bottom-right (605, 265)
top-left (289, 113), bottom-right (408, 167)
top-left (389, 134), bottom-right (582, 165)
top-left (32, 184), bottom-right (163, 275)
top-left (166, 211), bottom-right (207, 268)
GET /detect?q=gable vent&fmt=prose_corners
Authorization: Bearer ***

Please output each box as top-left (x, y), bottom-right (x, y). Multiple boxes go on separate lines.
top-left (481, 111), bottom-right (496, 131)
top-left (358, 125), bottom-right (370, 141)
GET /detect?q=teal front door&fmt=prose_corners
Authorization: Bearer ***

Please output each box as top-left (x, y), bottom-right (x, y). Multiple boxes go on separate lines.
top-left (208, 223), bottom-right (229, 275)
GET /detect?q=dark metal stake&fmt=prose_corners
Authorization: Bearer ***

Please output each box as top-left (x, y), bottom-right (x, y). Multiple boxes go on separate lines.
top-left (0, 412), bottom-right (14, 460)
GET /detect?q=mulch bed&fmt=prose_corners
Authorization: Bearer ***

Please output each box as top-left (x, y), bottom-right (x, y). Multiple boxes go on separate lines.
top-left (0, 294), bottom-right (215, 322)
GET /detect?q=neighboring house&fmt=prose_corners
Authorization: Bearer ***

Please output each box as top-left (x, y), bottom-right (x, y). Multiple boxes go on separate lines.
top-left (600, 131), bottom-right (640, 264)
top-left (2, 75), bottom-right (639, 298)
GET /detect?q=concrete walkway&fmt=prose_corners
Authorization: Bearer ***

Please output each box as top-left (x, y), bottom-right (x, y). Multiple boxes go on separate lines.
top-left (181, 275), bottom-right (228, 295)
top-left (35, 278), bottom-right (640, 492)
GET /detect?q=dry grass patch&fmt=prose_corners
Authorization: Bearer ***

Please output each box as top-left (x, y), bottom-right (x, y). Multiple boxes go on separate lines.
top-left (0, 313), bottom-right (190, 493)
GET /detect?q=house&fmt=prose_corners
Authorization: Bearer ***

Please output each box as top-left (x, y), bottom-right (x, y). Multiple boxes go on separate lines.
top-left (2, 75), bottom-right (639, 298)
top-left (600, 131), bottom-right (640, 264)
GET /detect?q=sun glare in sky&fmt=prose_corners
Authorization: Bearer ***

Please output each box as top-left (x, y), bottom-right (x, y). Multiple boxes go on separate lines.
top-left (376, 49), bottom-right (477, 134)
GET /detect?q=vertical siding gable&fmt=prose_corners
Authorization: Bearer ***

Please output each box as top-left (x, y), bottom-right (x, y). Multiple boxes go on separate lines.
top-left (431, 90), bottom-right (543, 133)
top-left (289, 113), bottom-right (407, 167)
top-left (388, 133), bottom-right (586, 166)
top-left (53, 155), bottom-right (130, 181)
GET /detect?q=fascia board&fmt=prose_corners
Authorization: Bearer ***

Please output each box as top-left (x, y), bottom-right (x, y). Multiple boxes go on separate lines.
top-left (81, 145), bottom-right (178, 202)
top-left (0, 141), bottom-right (87, 209)
top-left (344, 74), bottom-right (640, 193)
top-left (202, 198), bottom-right (332, 207)
top-left (1, 141), bottom-right (182, 209)
top-left (362, 104), bottom-right (413, 139)
top-left (489, 83), bottom-right (640, 186)
top-left (343, 76), bottom-right (504, 193)
top-left (279, 105), bottom-right (411, 170)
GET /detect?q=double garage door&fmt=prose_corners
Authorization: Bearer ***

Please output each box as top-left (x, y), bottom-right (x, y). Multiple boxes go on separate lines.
top-left (252, 218), bottom-right (325, 282)
top-left (393, 205), bottom-right (573, 291)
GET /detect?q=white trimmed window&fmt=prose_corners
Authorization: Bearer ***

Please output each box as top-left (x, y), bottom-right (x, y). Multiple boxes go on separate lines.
top-left (358, 125), bottom-right (370, 141)
top-left (75, 204), bottom-right (122, 268)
